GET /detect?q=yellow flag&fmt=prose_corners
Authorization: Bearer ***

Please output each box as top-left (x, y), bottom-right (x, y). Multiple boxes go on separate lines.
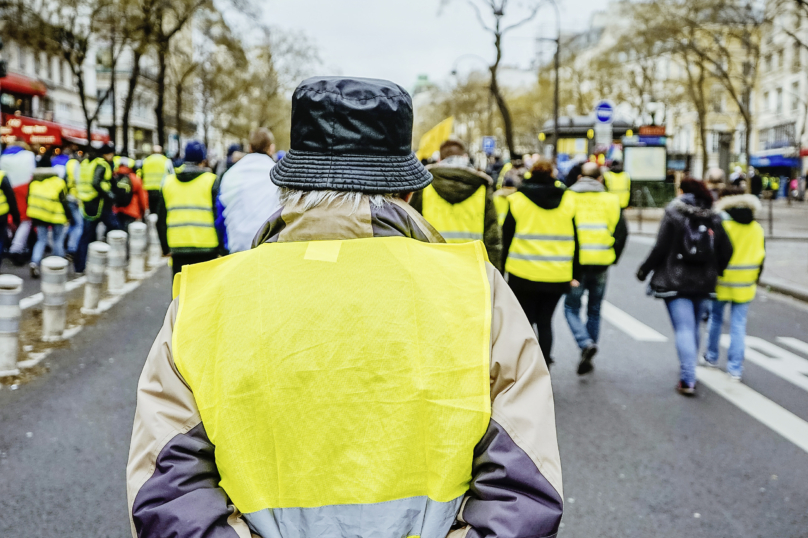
top-left (416, 117), bottom-right (454, 161)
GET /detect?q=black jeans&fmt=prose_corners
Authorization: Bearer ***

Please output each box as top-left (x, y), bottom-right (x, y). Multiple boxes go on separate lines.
top-left (171, 252), bottom-right (218, 278)
top-left (74, 206), bottom-right (120, 273)
top-left (511, 288), bottom-right (565, 366)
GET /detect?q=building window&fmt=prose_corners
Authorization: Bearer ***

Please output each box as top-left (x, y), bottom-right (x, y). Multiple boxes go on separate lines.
top-left (16, 44), bottom-right (24, 70)
top-left (32, 51), bottom-right (39, 76)
top-left (776, 87), bottom-right (783, 114)
top-left (793, 81), bottom-right (800, 111)
top-left (764, 54), bottom-right (771, 72)
top-left (763, 91), bottom-right (770, 112)
top-left (793, 43), bottom-right (801, 72)
top-left (711, 86), bottom-right (724, 113)
top-left (54, 59), bottom-right (60, 85)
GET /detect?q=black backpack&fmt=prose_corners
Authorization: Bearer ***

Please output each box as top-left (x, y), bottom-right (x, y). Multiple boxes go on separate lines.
top-left (678, 215), bottom-right (715, 264)
top-left (112, 174), bottom-right (134, 207)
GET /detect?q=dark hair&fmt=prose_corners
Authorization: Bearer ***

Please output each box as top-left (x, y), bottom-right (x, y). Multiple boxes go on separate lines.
top-left (439, 139), bottom-right (467, 160)
top-left (719, 186), bottom-right (746, 198)
top-left (527, 157), bottom-right (555, 184)
top-left (679, 178), bottom-right (713, 207)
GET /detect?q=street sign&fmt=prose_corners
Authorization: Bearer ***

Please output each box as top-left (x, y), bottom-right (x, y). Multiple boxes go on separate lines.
top-left (594, 100), bottom-right (615, 124)
top-left (482, 136), bottom-right (496, 155)
top-left (594, 123), bottom-right (613, 146)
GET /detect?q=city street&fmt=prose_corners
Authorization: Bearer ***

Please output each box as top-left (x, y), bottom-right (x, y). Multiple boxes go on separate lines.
top-left (1, 238), bottom-right (807, 538)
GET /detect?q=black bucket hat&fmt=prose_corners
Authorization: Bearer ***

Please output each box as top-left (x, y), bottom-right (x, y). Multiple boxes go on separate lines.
top-left (270, 76), bottom-right (432, 194)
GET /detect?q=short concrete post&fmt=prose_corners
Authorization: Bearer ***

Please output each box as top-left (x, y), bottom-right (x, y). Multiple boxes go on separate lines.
top-left (82, 242), bottom-right (109, 313)
top-left (0, 275), bottom-right (23, 376)
top-left (128, 222), bottom-right (148, 279)
top-left (147, 214), bottom-right (162, 268)
top-left (41, 256), bottom-right (68, 342)
top-left (107, 230), bottom-right (128, 293)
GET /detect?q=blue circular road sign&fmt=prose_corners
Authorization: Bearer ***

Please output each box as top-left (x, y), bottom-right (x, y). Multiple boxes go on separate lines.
top-left (594, 101), bottom-right (615, 124)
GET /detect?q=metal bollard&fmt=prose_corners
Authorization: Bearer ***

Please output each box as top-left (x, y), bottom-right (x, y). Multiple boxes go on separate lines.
top-left (0, 275), bottom-right (23, 376)
top-left (147, 214), bottom-right (162, 268)
top-left (41, 256), bottom-right (68, 342)
top-left (128, 222), bottom-right (148, 279)
top-left (107, 230), bottom-right (128, 293)
top-left (82, 241), bottom-right (109, 313)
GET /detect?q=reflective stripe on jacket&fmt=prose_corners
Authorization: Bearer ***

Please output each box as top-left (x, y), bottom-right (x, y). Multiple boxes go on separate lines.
top-left (570, 191), bottom-right (621, 265)
top-left (172, 237), bottom-right (492, 536)
top-left (162, 172), bottom-right (218, 249)
top-left (0, 172), bottom-right (8, 215)
top-left (422, 183), bottom-right (486, 242)
top-left (506, 190), bottom-right (575, 282)
top-left (604, 171), bottom-right (631, 208)
top-left (716, 220), bottom-right (765, 303)
top-left (141, 154), bottom-right (169, 191)
top-left (65, 158), bottom-right (80, 198)
top-left (27, 176), bottom-right (68, 225)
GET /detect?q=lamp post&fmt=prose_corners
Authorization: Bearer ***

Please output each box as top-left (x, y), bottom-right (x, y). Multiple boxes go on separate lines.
top-left (537, 0), bottom-right (561, 162)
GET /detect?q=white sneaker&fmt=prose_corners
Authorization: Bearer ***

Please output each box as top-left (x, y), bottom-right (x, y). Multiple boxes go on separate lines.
top-left (699, 355), bottom-right (719, 368)
top-left (728, 373), bottom-right (742, 382)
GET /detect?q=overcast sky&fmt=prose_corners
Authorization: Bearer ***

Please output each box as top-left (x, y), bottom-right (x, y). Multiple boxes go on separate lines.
top-left (262, 0), bottom-right (602, 91)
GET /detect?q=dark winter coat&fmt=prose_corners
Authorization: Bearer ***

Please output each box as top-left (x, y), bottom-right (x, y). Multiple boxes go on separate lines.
top-left (410, 164), bottom-right (503, 271)
top-left (638, 194), bottom-right (733, 298)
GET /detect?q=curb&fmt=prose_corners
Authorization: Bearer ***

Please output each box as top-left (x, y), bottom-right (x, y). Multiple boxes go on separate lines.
top-left (761, 277), bottom-right (808, 303)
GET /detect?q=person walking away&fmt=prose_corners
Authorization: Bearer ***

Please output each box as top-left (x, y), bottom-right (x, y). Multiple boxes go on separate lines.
top-left (637, 179), bottom-right (733, 396)
top-left (0, 170), bottom-right (21, 269)
top-left (216, 128), bottom-right (281, 254)
top-left (1, 143), bottom-right (36, 264)
top-left (113, 162), bottom-right (148, 231)
top-left (749, 167), bottom-right (763, 198)
top-left (127, 76), bottom-right (563, 538)
top-left (704, 190), bottom-right (765, 381)
top-left (409, 139), bottom-right (503, 271)
top-left (139, 146), bottom-right (171, 213)
top-left (705, 168), bottom-right (726, 201)
top-left (603, 160), bottom-right (631, 209)
top-left (503, 157), bottom-right (576, 368)
top-left (156, 141), bottom-right (220, 277)
top-left (564, 162), bottom-right (628, 375)
top-left (74, 144), bottom-right (119, 273)
top-left (26, 169), bottom-right (74, 277)
top-left (63, 154), bottom-right (84, 259)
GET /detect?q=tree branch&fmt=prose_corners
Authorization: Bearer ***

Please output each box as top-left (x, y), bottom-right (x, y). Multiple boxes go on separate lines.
top-left (502, 4), bottom-right (540, 35)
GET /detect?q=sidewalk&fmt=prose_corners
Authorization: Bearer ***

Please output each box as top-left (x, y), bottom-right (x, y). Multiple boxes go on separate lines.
top-left (626, 200), bottom-right (808, 302)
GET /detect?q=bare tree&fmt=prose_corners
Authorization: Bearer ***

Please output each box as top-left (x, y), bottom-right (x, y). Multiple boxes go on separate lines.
top-left (442, 0), bottom-right (540, 158)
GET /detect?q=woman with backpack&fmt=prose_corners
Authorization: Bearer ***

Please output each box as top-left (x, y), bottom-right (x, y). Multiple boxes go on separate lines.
top-left (636, 179), bottom-right (733, 396)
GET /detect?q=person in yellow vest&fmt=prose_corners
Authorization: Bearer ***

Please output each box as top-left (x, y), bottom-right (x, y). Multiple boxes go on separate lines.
top-left (503, 158), bottom-right (577, 368)
top-left (74, 144), bottom-right (119, 273)
top-left (0, 170), bottom-right (21, 268)
top-left (139, 145), bottom-right (172, 212)
top-left (704, 190), bottom-right (765, 381)
top-left (127, 76), bottom-right (563, 538)
top-left (409, 139), bottom-right (503, 270)
top-left (26, 169), bottom-right (75, 278)
top-left (113, 155), bottom-right (135, 173)
top-left (63, 153), bottom-right (84, 259)
top-left (603, 160), bottom-right (631, 209)
top-left (564, 162), bottom-right (628, 375)
top-left (155, 140), bottom-right (220, 277)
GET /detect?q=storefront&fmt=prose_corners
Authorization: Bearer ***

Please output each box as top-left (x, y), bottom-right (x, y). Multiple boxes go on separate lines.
top-left (1, 113), bottom-right (109, 148)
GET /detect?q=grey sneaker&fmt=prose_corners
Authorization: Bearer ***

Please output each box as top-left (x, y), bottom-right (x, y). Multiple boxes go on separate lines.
top-left (699, 355), bottom-right (719, 368)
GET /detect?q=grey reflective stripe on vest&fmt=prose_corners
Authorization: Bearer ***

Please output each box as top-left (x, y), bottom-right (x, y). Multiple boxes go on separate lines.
top-left (580, 244), bottom-right (611, 250)
top-left (508, 253), bottom-right (574, 262)
top-left (441, 231), bottom-right (483, 240)
top-left (166, 223), bottom-right (216, 228)
top-left (514, 233), bottom-right (574, 242)
top-left (168, 206), bottom-right (214, 212)
top-left (244, 495), bottom-right (462, 538)
top-left (725, 264), bottom-right (761, 271)
top-left (717, 281), bottom-right (756, 288)
top-left (577, 223), bottom-right (608, 230)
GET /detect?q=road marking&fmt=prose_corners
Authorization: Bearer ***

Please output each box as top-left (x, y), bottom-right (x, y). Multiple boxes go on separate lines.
top-left (721, 335), bottom-right (808, 393)
top-left (601, 301), bottom-right (668, 342)
top-left (697, 366), bottom-right (808, 454)
top-left (776, 337), bottom-right (808, 356)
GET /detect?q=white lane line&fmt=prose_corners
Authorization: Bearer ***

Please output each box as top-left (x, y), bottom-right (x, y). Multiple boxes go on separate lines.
top-left (721, 335), bottom-right (808, 393)
top-left (601, 301), bottom-right (669, 342)
top-left (776, 337), bottom-right (808, 356)
top-left (697, 366), bottom-right (808, 454)
top-left (19, 276), bottom-right (87, 310)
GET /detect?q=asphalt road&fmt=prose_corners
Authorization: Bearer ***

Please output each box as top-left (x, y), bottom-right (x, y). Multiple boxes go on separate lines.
top-left (1, 239), bottom-right (807, 537)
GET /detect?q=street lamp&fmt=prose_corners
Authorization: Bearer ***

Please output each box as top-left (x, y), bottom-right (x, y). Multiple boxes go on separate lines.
top-left (536, 0), bottom-right (561, 162)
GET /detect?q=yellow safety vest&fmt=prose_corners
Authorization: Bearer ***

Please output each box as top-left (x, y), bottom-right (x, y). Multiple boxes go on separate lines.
top-left (27, 176), bottom-right (67, 225)
top-left (172, 237), bottom-right (491, 536)
top-left (422, 184), bottom-right (486, 243)
top-left (571, 191), bottom-right (621, 266)
top-left (604, 171), bottom-right (631, 208)
top-left (493, 195), bottom-right (509, 227)
top-left (113, 156), bottom-right (135, 171)
top-left (0, 172), bottom-right (9, 215)
top-left (77, 157), bottom-right (112, 203)
top-left (65, 158), bottom-right (80, 198)
top-left (716, 220), bottom-right (765, 303)
top-left (505, 191), bottom-right (575, 282)
top-left (162, 171), bottom-right (218, 249)
top-left (141, 153), bottom-right (169, 191)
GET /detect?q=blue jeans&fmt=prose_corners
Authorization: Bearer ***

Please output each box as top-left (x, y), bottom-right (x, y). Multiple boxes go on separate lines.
top-left (66, 200), bottom-right (83, 254)
top-left (32, 224), bottom-right (67, 265)
top-left (665, 297), bottom-right (710, 387)
top-left (706, 300), bottom-right (750, 377)
top-left (74, 207), bottom-right (119, 273)
top-left (564, 268), bottom-right (608, 350)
